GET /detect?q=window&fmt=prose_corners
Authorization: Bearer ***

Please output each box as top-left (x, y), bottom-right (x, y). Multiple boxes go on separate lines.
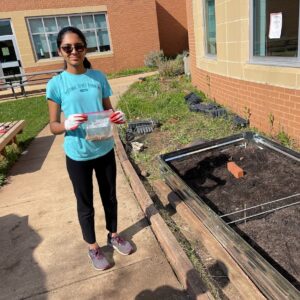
top-left (253, 0), bottom-right (299, 62)
top-left (27, 13), bottom-right (111, 60)
top-left (204, 0), bottom-right (217, 55)
top-left (0, 20), bottom-right (13, 36)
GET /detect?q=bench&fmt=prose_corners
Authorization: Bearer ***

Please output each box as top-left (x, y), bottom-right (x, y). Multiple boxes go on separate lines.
top-left (0, 69), bottom-right (62, 99)
top-left (0, 120), bottom-right (26, 156)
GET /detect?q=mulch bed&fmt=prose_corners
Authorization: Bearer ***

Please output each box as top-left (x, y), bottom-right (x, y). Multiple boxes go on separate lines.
top-left (169, 142), bottom-right (300, 289)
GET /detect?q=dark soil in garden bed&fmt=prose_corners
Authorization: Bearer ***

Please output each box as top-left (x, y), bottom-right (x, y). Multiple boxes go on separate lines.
top-left (169, 142), bottom-right (300, 289)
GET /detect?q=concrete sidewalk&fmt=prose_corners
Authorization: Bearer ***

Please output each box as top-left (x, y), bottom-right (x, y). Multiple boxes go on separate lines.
top-left (0, 73), bottom-right (189, 299)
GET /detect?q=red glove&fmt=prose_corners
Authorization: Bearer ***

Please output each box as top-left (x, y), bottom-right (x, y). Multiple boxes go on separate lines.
top-left (110, 110), bottom-right (126, 124)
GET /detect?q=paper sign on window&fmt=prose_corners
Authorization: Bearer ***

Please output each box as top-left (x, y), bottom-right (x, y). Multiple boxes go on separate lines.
top-left (2, 47), bottom-right (10, 56)
top-left (269, 12), bottom-right (282, 39)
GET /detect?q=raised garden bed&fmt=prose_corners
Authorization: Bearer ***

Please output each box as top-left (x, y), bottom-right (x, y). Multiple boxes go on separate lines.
top-left (159, 132), bottom-right (300, 299)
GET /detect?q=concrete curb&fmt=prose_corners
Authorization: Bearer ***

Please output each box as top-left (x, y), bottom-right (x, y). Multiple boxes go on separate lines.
top-left (113, 128), bottom-right (213, 300)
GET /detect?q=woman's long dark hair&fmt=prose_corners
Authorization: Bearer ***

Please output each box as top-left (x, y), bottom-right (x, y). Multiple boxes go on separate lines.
top-left (57, 26), bottom-right (92, 69)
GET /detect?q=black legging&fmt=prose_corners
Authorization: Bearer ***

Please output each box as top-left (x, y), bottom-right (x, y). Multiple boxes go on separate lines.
top-left (66, 149), bottom-right (117, 244)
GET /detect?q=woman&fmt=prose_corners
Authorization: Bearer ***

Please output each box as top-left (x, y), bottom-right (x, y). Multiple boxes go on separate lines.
top-left (46, 26), bottom-right (133, 271)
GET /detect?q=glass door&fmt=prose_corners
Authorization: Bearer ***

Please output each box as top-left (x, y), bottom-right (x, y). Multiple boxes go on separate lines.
top-left (0, 20), bottom-right (23, 80)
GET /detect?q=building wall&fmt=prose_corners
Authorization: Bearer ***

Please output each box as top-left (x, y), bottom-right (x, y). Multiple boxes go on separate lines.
top-left (187, 0), bottom-right (300, 145)
top-left (0, 1), bottom-right (160, 74)
top-left (155, 0), bottom-right (188, 56)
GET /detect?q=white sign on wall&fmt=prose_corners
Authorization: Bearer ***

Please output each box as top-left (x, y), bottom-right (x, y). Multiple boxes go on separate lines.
top-left (269, 12), bottom-right (282, 39)
top-left (2, 47), bottom-right (10, 56)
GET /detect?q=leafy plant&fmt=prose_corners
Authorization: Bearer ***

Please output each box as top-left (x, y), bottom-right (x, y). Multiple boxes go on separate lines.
top-left (277, 129), bottom-right (292, 147)
top-left (268, 112), bottom-right (275, 135)
top-left (157, 58), bottom-right (184, 78)
top-left (144, 50), bottom-right (165, 68)
top-left (117, 75), bottom-right (248, 179)
top-left (243, 106), bottom-right (251, 122)
top-left (0, 145), bottom-right (21, 184)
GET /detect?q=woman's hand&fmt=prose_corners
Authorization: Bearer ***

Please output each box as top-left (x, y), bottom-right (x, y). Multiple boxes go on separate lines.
top-left (110, 111), bottom-right (126, 124)
top-left (65, 114), bottom-right (88, 130)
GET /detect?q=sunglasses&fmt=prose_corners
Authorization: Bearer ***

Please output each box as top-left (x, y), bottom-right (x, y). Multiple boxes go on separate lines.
top-left (61, 44), bottom-right (86, 54)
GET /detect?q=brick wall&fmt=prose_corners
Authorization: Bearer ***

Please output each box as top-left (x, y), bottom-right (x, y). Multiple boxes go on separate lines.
top-left (186, 1), bottom-right (300, 146)
top-left (155, 0), bottom-right (188, 56)
top-left (2, 0), bottom-right (160, 74)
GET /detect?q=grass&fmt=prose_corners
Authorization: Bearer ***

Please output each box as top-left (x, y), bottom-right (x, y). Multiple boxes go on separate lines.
top-left (117, 74), bottom-right (300, 297)
top-left (107, 66), bottom-right (157, 79)
top-left (276, 129), bottom-right (293, 148)
top-left (119, 75), bottom-right (244, 136)
top-left (0, 96), bottom-right (49, 186)
top-left (0, 66), bottom-right (156, 186)
top-left (116, 74), bottom-right (266, 297)
top-left (118, 74), bottom-right (300, 179)
top-left (117, 75), bottom-right (246, 297)
top-left (117, 75), bottom-right (250, 179)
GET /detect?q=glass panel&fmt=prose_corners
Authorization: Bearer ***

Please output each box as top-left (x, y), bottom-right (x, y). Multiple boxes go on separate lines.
top-left (97, 30), bottom-right (110, 47)
top-left (70, 16), bottom-right (83, 30)
top-left (0, 40), bottom-right (17, 62)
top-left (48, 34), bottom-right (58, 57)
top-left (32, 34), bottom-right (50, 59)
top-left (253, 0), bottom-right (266, 56)
top-left (205, 0), bottom-right (217, 55)
top-left (57, 16), bottom-right (69, 29)
top-left (85, 31), bottom-right (98, 53)
top-left (29, 19), bottom-right (44, 34)
top-left (3, 66), bottom-right (21, 77)
top-left (0, 20), bottom-right (13, 36)
top-left (99, 45), bottom-right (111, 52)
top-left (44, 17), bottom-right (57, 32)
top-left (94, 14), bottom-right (107, 29)
top-left (82, 15), bottom-right (95, 29)
top-left (253, 0), bottom-right (299, 57)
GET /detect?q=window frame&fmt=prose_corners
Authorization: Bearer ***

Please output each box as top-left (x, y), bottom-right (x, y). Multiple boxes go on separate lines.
top-left (26, 12), bottom-right (112, 61)
top-left (250, 0), bottom-right (300, 67)
top-left (203, 0), bottom-right (217, 58)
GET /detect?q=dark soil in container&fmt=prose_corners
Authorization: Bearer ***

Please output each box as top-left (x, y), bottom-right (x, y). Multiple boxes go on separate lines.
top-left (169, 142), bottom-right (300, 289)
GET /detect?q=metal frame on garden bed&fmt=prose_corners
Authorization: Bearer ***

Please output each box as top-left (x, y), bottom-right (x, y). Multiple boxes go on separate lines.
top-left (159, 132), bottom-right (300, 299)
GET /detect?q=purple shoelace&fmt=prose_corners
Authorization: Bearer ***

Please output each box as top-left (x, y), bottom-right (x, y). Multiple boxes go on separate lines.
top-left (113, 235), bottom-right (125, 245)
top-left (91, 248), bottom-right (104, 258)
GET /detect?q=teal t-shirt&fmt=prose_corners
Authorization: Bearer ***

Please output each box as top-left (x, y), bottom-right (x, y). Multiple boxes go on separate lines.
top-left (46, 69), bottom-right (114, 161)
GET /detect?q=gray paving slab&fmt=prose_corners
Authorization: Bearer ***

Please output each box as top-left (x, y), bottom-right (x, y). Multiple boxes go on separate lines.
top-left (0, 73), bottom-right (187, 300)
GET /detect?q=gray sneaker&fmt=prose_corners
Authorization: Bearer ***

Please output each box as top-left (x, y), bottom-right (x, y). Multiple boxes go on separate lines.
top-left (88, 248), bottom-right (111, 270)
top-left (107, 234), bottom-right (133, 255)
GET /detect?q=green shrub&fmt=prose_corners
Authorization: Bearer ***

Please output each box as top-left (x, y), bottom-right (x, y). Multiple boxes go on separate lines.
top-left (277, 129), bottom-right (292, 147)
top-left (158, 58), bottom-right (184, 78)
top-left (174, 50), bottom-right (189, 62)
top-left (144, 50), bottom-right (165, 68)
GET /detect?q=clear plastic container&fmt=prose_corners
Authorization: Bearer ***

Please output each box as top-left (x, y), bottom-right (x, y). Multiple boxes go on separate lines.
top-left (85, 110), bottom-right (113, 141)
